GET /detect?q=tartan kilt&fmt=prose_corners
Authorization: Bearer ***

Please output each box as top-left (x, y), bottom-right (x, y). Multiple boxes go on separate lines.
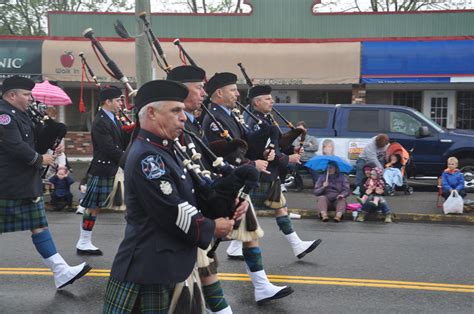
top-left (80, 175), bottom-right (115, 209)
top-left (103, 277), bottom-right (175, 314)
top-left (0, 197), bottom-right (48, 233)
top-left (250, 181), bottom-right (287, 211)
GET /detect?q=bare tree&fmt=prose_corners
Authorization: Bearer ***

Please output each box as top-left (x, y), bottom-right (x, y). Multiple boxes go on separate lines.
top-left (0, 0), bottom-right (132, 36)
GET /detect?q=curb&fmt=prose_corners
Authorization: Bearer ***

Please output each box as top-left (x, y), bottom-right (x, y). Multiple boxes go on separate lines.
top-left (256, 209), bottom-right (474, 225)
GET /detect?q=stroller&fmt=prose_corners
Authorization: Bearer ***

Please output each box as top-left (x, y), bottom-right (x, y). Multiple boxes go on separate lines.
top-left (384, 142), bottom-right (414, 195)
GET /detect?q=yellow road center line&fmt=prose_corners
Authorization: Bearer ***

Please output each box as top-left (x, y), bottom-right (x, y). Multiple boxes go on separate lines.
top-left (1, 268), bottom-right (473, 293)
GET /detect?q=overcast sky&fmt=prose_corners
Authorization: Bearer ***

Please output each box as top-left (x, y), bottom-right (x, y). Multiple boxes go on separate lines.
top-left (147, 0), bottom-right (474, 13)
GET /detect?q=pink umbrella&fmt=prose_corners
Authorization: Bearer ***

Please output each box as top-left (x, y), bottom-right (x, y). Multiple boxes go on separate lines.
top-left (32, 81), bottom-right (72, 106)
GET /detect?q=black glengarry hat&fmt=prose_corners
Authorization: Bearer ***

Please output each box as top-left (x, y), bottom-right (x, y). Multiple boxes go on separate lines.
top-left (205, 72), bottom-right (237, 96)
top-left (2, 76), bottom-right (35, 94)
top-left (167, 65), bottom-right (206, 83)
top-left (99, 86), bottom-right (122, 102)
top-left (248, 85), bottom-right (272, 100)
top-left (134, 80), bottom-right (189, 112)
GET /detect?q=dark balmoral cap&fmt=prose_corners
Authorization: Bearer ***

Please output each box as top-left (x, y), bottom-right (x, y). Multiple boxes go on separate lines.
top-left (205, 72), bottom-right (237, 96)
top-left (248, 85), bottom-right (272, 100)
top-left (99, 86), bottom-right (122, 102)
top-left (167, 65), bottom-right (206, 83)
top-left (2, 76), bottom-right (35, 94)
top-left (134, 80), bottom-right (189, 112)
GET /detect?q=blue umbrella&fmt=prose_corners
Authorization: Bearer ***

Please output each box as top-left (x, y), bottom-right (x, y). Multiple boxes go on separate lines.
top-left (305, 155), bottom-right (353, 173)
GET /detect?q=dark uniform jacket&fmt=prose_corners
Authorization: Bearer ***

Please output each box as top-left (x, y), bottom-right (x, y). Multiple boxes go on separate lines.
top-left (88, 109), bottom-right (128, 177)
top-left (110, 129), bottom-right (215, 285)
top-left (246, 110), bottom-right (289, 182)
top-left (202, 103), bottom-right (246, 143)
top-left (0, 100), bottom-right (43, 199)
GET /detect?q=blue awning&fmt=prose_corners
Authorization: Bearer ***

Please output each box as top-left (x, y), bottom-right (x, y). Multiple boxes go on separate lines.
top-left (361, 40), bottom-right (474, 84)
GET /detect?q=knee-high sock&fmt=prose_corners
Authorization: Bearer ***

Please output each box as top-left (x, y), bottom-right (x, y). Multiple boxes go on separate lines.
top-left (82, 212), bottom-right (96, 231)
top-left (276, 215), bottom-right (294, 235)
top-left (202, 281), bottom-right (229, 312)
top-left (243, 247), bottom-right (264, 272)
top-left (32, 229), bottom-right (57, 259)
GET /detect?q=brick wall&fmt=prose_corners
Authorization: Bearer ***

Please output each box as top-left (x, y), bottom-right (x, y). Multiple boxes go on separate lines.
top-left (64, 131), bottom-right (92, 156)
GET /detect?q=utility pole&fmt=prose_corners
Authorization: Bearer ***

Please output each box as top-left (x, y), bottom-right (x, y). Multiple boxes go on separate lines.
top-left (135, 0), bottom-right (151, 89)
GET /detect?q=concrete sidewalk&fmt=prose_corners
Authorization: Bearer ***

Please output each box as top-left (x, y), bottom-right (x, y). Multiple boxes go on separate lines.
top-left (274, 189), bottom-right (474, 225)
top-left (53, 161), bottom-right (474, 225)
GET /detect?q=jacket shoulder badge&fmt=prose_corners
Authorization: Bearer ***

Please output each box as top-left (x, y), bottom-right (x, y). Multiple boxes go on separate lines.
top-left (141, 155), bottom-right (166, 180)
top-left (0, 114), bottom-right (12, 125)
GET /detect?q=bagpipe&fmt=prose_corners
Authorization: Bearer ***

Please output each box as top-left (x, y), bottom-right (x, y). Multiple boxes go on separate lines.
top-left (80, 31), bottom-right (136, 134)
top-left (26, 100), bottom-right (68, 178)
top-left (174, 130), bottom-right (262, 258)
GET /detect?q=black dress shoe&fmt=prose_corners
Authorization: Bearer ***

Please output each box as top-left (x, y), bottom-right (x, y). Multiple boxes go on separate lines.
top-left (257, 286), bottom-right (294, 306)
top-left (297, 239), bottom-right (322, 259)
top-left (76, 248), bottom-right (103, 256)
top-left (58, 264), bottom-right (92, 289)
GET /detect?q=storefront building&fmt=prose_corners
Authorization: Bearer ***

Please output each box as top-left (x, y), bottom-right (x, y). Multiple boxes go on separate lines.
top-left (1, 0), bottom-right (474, 137)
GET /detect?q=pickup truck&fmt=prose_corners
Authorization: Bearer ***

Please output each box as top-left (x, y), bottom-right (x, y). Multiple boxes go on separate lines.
top-left (272, 103), bottom-right (474, 189)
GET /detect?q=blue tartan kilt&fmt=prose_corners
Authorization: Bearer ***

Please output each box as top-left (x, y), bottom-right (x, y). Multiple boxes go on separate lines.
top-left (250, 181), bottom-right (287, 211)
top-left (103, 277), bottom-right (175, 314)
top-left (0, 197), bottom-right (48, 233)
top-left (80, 175), bottom-right (114, 209)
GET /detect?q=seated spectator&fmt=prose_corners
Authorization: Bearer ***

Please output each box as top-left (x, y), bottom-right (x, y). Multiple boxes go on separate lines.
top-left (291, 121), bottom-right (318, 191)
top-left (357, 167), bottom-right (386, 207)
top-left (356, 164), bottom-right (393, 223)
top-left (48, 167), bottom-right (74, 211)
top-left (441, 157), bottom-right (466, 200)
top-left (383, 154), bottom-right (403, 194)
top-left (354, 134), bottom-right (390, 195)
top-left (313, 162), bottom-right (350, 222)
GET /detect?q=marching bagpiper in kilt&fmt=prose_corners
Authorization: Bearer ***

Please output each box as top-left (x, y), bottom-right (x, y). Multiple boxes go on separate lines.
top-left (76, 86), bottom-right (128, 256)
top-left (0, 76), bottom-right (91, 289)
top-left (202, 73), bottom-right (297, 305)
top-left (244, 84), bottom-right (322, 258)
top-left (103, 80), bottom-right (243, 313)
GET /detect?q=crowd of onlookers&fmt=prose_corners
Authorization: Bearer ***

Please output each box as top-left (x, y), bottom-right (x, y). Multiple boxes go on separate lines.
top-left (286, 125), bottom-right (468, 222)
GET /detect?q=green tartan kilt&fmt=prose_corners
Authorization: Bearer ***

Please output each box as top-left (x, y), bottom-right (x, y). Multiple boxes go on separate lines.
top-left (103, 277), bottom-right (176, 314)
top-left (0, 197), bottom-right (48, 233)
top-left (250, 181), bottom-right (287, 211)
top-left (80, 175), bottom-right (114, 209)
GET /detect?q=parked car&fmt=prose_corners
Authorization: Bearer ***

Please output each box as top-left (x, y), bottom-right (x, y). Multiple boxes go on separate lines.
top-left (273, 103), bottom-right (474, 189)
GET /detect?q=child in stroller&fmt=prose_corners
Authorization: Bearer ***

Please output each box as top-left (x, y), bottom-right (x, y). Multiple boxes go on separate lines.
top-left (383, 142), bottom-right (414, 195)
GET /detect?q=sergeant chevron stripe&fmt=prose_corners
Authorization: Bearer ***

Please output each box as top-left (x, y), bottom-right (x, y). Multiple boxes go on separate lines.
top-left (176, 201), bottom-right (198, 233)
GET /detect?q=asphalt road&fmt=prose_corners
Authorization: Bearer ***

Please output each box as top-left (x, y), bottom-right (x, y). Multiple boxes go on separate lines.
top-left (1, 213), bottom-right (473, 313)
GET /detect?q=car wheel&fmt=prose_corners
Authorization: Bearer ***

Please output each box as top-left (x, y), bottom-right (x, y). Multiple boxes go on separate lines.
top-left (458, 158), bottom-right (474, 191)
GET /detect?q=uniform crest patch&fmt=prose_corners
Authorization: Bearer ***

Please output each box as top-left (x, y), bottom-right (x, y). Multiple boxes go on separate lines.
top-left (210, 122), bottom-right (220, 132)
top-left (253, 124), bottom-right (261, 131)
top-left (0, 114), bottom-right (11, 125)
top-left (141, 155), bottom-right (165, 180)
top-left (160, 181), bottom-right (172, 195)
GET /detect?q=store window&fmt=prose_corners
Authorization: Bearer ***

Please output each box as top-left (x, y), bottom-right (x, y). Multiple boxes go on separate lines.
top-left (457, 91), bottom-right (474, 130)
top-left (393, 91), bottom-right (422, 112)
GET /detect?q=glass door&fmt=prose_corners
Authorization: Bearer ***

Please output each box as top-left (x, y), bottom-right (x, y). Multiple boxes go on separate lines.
top-left (423, 91), bottom-right (456, 129)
